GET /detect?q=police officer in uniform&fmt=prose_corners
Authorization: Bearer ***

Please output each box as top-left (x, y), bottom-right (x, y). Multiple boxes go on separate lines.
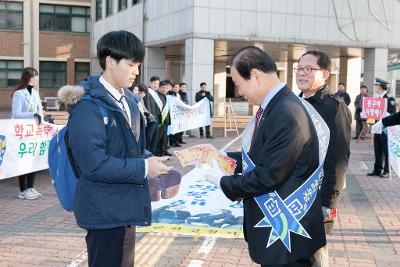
top-left (367, 78), bottom-right (396, 178)
top-left (296, 51), bottom-right (352, 266)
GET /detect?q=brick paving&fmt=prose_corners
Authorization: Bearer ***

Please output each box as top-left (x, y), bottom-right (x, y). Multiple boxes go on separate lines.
top-left (0, 130), bottom-right (400, 266)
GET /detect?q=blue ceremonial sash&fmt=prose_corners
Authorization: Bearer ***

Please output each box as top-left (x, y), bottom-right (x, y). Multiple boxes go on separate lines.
top-left (241, 98), bottom-right (330, 252)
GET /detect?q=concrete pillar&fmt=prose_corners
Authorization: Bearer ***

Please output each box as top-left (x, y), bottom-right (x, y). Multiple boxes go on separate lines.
top-left (327, 74), bottom-right (338, 92)
top-left (364, 48), bottom-right (388, 95)
top-left (184, 38), bottom-right (214, 105)
top-left (213, 61), bottom-right (226, 116)
top-left (339, 56), bottom-right (348, 86)
top-left (24, 0), bottom-right (39, 88)
top-left (143, 47), bottom-right (165, 85)
top-left (286, 60), bottom-right (295, 89)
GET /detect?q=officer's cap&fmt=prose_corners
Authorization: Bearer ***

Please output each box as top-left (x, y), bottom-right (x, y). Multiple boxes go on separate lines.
top-left (374, 78), bottom-right (389, 88)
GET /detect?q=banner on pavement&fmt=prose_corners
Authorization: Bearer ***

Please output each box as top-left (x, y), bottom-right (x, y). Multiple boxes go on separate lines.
top-left (138, 167), bottom-right (244, 238)
top-left (361, 97), bottom-right (387, 120)
top-left (387, 125), bottom-right (400, 178)
top-left (0, 119), bottom-right (63, 180)
top-left (167, 96), bottom-right (211, 135)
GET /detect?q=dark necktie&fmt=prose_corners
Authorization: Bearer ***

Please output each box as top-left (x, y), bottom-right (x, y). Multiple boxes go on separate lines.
top-left (119, 95), bottom-right (130, 123)
top-left (251, 106), bottom-right (264, 146)
top-left (120, 95), bottom-right (140, 141)
top-left (255, 106), bottom-right (264, 129)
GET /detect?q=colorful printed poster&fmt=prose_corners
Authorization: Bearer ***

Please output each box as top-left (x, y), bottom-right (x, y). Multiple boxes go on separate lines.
top-left (138, 167), bottom-right (244, 238)
top-left (361, 97), bottom-right (387, 120)
top-left (387, 125), bottom-right (400, 178)
top-left (167, 96), bottom-right (211, 135)
top-left (0, 119), bottom-right (63, 180)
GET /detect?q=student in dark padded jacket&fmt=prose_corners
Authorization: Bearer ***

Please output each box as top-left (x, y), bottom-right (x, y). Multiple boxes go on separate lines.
top-left (63, 30), bottom-right (172, 267)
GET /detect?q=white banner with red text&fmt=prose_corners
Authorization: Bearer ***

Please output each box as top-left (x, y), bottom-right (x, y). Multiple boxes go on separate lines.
top-left (0, 119), bottom-right (64, 180)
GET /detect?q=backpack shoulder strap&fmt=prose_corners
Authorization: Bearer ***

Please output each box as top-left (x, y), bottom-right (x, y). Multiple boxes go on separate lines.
top-left (82, 95), bottom-right (108, 125)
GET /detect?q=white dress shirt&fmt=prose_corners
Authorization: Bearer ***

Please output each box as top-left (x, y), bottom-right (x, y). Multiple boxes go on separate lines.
top-left (99, 76), bottom-right (131, 125)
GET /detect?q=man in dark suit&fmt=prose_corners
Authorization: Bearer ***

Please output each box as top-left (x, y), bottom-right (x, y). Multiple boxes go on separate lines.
top-left (156, 80), bottom-right (172, 156)
top-left (296, 51), bottom-right (352, 266)
top-left (367, 78), bottom-right (396, 178)
top-left (195, 82), bottom-right (214, 138)
top-left (353, 85), bottom-right (369, 139)
top-left (202, 46), bottom-right (326, 266)
top-left (143, 76), bottom-right (161, 154)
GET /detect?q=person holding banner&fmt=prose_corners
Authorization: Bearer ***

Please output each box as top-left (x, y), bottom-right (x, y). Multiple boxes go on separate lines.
top-left (11, 67), bottom-right (43, 200)
top-left (296, 51), bottom-right (352, 266)
top-left (202, 46), bottom-right (326, 266)
top-left (353, 85), bottom-right (369, 139)
top-left (168, 83), bottom-right (182, 147)
top-left (195, 82), bottom-right (214, 138)
top-left (66, 31), bottom-right (172, 267)
top-left (367, 78), bottom-right (396, 178)
top-left (178, 82), bottom-right (191, 141)
top-left (156, 80), bottom-right (173, 156)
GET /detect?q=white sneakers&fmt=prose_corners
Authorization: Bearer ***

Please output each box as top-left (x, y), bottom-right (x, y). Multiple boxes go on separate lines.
top-left (18, 188), bottom-right (42, 200)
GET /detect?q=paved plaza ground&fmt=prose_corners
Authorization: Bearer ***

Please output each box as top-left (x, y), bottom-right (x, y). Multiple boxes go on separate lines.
top-left (0, 126), bottom-right (400, 266)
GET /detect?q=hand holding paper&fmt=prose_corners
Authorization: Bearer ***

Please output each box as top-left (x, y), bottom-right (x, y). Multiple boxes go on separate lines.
top-left (371, 120), bottom-right (383, 134)
top-left (199, 160), bottom-right (225, 187)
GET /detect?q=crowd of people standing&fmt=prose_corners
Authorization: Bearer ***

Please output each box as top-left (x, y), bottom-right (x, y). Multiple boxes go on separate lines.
top-left (131, 77), bottom-right (213, 157)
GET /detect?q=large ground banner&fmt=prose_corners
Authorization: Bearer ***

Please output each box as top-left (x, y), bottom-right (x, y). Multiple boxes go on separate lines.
top-left (387, 125), bottom-right (400, 178)
top-left (0, 119), bottom-right (63, 180)
top-left (167, 96), bottom-right (211, 135)
top-left (138, 167), bottom-right (244, 238)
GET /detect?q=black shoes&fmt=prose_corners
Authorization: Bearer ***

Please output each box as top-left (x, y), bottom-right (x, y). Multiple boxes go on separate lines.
top-left (206, 135), bottom-right (214, 139)
top-left (163, 151), bottom-right (172, 156)
top-left (367, 170), bottom-right (381, 176)
top-left (380, 172), bottom-right (389, 178)
top-left (178, 140), bottom-right (187, 144)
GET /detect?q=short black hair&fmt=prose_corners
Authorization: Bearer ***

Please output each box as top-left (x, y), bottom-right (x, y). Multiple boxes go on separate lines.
top-left (299, 51), bottom-right (332, 72)
top-left (230, 46), bottom-right (277, 80)
top-left (159, 80), bottom-right (172, 87)
top-left (150, 76), bottom-right (160, 82)
top-left (360, 84), bottom-right (367, 90)
top-left (97, 30), bottom-right (145, 70)
top-left (338, 82), bottom-right (345, 86)
top-left (200, 82), bottom-right (207, 87)
top-left (138, 83), bottom-right (148, 94)
top-left (179, 82), bottom-right (186, 87)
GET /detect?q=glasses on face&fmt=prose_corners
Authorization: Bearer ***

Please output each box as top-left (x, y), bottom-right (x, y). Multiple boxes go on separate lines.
top-left (294, 66), bottom-right (322, 74)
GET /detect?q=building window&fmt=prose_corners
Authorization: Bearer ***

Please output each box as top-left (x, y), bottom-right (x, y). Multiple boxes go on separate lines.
top-left (95, 0), bottom-right (102, 21)
top-left (39, 61), bottom-right (67, 88)
top-left (106, 0), bottom-right (113, 17)
top-left (0, 60), bottom-right (23, 88)
top-left (119, 0), bottom-right (127, 11)
top-left (75, 62), bottom-right (90, 84)
top-left (396, 80), bottom-right (400, 98)
top-left (40, 4), bottom-right (90, 33)
top-left (0, 2), bottom-right (23, 30)
top-left (132, 0), bottom-right (140, 6)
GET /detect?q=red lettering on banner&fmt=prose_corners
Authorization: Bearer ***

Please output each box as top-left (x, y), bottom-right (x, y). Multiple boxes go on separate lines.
top-left (36, 124), bottom-right (43, 136)
top-left (25, 124), bottom-right (34, 137)
top-left (14, 124), bottom-right (24, 139)
top-left (361, 97), bottom-right (387, 120)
